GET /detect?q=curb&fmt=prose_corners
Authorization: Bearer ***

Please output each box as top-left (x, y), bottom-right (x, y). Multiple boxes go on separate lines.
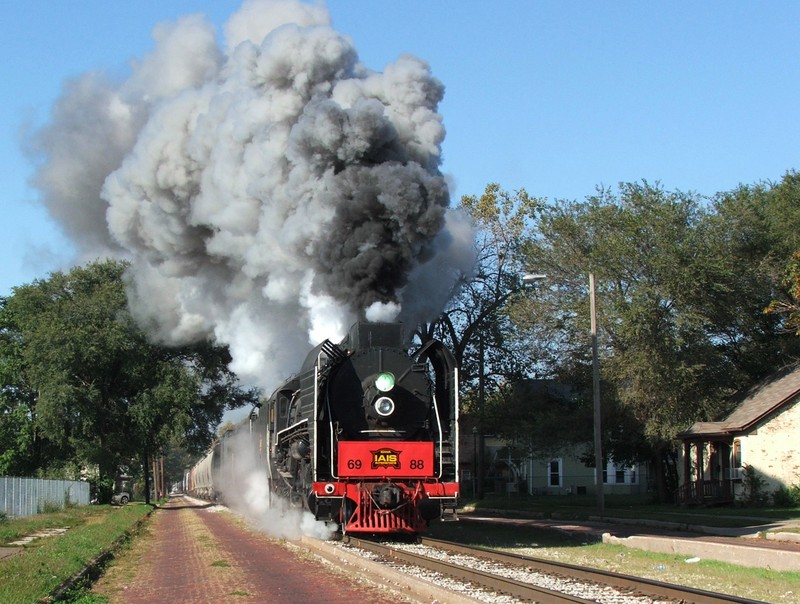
top-left (765, 531), bottom-right (800, 544)
top-left (601, 532), bottom-right (800, 573)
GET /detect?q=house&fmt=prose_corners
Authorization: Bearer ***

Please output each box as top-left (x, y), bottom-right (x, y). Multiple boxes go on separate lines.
top-left (676, 362), bottom-right (800, 505)
top-left (458, 408), bottom-right (651, 499)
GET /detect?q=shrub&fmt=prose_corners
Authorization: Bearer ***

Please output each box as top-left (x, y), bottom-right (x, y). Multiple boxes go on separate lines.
top-left (39, 500), bottom-right (63, 514)
top-left (772, 483), bottom-right (800, 507)
top-left (739, 464), bottom-right (769, 506)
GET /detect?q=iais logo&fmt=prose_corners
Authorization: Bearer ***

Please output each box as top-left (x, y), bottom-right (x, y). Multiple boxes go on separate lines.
top-left (371, 447), bottom-right (401, 470)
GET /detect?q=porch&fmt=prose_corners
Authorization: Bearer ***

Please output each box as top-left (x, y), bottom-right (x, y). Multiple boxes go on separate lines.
top-left (676, 436), bottom-right (741, 505)
top-left (676, 478), bottom-right (735, 505)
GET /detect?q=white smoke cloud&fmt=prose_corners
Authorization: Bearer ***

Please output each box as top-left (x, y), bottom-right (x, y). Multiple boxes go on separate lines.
top-left (29, 0), bottom-right (476, 390)
top-left (216, 428), bottom-right (336, 540)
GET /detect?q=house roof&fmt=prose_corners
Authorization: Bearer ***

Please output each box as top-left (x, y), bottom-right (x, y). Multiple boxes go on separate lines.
top-left (677, 362), bottom-right (800, 440)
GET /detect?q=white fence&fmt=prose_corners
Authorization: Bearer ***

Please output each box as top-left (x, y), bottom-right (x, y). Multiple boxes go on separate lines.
top-left (0, 476), bottom-right (91, 517)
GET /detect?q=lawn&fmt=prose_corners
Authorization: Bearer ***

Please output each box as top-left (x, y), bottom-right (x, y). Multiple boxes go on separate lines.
top-left (0, 503), bottom-right (151, 604)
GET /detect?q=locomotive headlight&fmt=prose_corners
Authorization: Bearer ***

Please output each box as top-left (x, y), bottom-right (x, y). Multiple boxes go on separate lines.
top-left (374, 396), bottom-right (395, 417)
top-left (374, 372), bottom-right (395, 392)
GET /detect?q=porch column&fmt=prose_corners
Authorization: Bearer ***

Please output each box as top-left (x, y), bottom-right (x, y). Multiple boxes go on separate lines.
top-left (697, 440), bottom-right (705, 482)
top-left (683, 441), bottom-right (691, 484)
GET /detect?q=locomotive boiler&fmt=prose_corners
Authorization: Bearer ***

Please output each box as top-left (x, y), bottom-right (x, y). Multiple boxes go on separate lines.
top-left (263, 320), bottom-right (459, 534)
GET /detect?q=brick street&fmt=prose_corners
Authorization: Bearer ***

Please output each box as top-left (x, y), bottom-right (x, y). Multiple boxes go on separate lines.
top-left (92, 497), bottom-right (410, 603)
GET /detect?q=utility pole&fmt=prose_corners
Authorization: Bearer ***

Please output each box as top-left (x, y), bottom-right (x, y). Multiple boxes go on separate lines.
top-left (590, 273), bottom-right (604, 515)
top-left (477, 331), bottom-right (485, 499)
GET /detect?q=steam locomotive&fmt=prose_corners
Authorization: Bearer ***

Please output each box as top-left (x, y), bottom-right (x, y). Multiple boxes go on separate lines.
top-left (186, 321), bottom-right (460, 535)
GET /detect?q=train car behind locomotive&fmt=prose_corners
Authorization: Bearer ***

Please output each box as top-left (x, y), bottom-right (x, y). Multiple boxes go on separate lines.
top-left (264, 321), bottom-right (459, 534)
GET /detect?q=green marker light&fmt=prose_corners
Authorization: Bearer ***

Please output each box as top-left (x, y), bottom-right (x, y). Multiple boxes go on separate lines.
top-left (375, 372), bottom-right (395, 392)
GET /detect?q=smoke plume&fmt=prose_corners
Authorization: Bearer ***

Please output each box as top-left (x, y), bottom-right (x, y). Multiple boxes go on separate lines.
top-left (215, 429), bottom-right (335, 540)
top-left (28, 0), bottom-right (475, 389)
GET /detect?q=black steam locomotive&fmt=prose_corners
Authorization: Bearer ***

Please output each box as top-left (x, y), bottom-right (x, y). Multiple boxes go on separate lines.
top-left (188, 321), bottom-right (460, 535)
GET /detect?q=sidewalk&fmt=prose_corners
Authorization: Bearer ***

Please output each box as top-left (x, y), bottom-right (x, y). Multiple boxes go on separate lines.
top-left (91, 497), bottom-right (408, 603)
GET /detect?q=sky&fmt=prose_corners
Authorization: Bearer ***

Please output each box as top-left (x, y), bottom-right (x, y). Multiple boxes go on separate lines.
top-left (2, 0), bottom-right (799, 299)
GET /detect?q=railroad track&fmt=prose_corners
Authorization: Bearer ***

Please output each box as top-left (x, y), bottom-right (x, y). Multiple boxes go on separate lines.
top-left (344, 535), bottom-right (765, 604)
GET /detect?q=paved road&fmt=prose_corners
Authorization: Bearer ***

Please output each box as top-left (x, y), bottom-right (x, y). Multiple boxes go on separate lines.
top-left (92, 497), bottom-right (410, 604)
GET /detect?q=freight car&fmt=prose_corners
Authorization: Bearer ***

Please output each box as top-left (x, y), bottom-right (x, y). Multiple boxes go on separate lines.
top-left (187, 320), bottom-right (460, 535)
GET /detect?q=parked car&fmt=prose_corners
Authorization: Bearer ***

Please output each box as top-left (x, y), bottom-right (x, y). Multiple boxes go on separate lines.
top-left (111, 475), bottom-right (133, 505)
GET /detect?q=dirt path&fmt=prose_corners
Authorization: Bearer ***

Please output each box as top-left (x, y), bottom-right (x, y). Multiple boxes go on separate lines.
top-left (92, 501), bottom-right (410, 603)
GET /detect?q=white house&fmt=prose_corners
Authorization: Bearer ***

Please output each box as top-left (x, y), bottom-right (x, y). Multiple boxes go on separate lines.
top-left (459, 420), bottom-right (650, 499)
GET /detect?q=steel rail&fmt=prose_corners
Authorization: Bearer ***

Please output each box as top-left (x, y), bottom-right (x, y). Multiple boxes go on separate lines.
top-left (419, 536), bottom-right (766, 604)
top-left (347, 536), bottom-right (598, 603)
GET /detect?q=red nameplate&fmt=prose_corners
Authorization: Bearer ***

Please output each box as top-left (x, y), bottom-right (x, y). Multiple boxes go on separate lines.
top-left (338, 441), bottom-right (434, 477)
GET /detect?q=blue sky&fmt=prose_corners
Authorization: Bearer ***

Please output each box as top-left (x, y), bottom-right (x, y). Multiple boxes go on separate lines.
top-left (3, 1), bottom-right (799, 297)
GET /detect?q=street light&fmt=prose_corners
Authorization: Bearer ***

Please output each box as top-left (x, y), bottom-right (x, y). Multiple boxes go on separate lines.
top-left (472, 427), bottom-right (478, 498)
top-left (522, 273), bottom-right (547, 286)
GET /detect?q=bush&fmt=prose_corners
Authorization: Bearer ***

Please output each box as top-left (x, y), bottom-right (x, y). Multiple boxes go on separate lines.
top-left (772, 483), bottom-right (800, 507)
top-left (39, 500), bottom-right (63, 514)
top-left (739, 464), bottom-right (770, 506)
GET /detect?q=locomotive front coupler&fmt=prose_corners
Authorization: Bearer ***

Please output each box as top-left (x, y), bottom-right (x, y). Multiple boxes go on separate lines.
top-left (372, 483), bottom-right (404, 509)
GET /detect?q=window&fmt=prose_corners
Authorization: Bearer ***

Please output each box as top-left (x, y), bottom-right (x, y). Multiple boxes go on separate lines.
top-left (604, 460), bottom-right (639, 484)
top-left (548, 459), bottom-right (562, 487)
top-left (731, 439), bottom-right (743, 480)
top-left (732, 439), bottom-right (742, 467)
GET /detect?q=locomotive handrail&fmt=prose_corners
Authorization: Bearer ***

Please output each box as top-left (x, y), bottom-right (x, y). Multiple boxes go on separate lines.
top-left (416, 340), bottom-right (459, 484)
top-left (430, 392), bottom-right (445, 479)
top-left (313, 353), bottom-right (321, 482)
top-left (276, 418), bottom-right (308, 440)
top-left (327, 396), bottom-right (339, 480)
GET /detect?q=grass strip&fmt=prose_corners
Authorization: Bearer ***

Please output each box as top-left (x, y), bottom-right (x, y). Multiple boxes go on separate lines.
top-left (0, 504), bottom-right (152, 604)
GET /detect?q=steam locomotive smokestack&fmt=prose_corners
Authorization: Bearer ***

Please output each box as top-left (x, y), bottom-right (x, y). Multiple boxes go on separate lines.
top-left (27, 0), bottom-right (476, 389)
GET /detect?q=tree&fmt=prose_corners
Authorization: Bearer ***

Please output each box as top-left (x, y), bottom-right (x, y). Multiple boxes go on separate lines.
top-left (415, 184), bottom-right (543, 497)
top-left (483, 379), bottom-right (592, 458)
top-left (418, 183), bottom-right (544, 388)
top-left (2, 260), bottom-right (259, 500)
top-left (767, 251), bottom-right (800, 333)
top-left (513, 181), bottom-right (800, 500)
top-left (0, 296), bottom-right (75, 476)
top-left (743, 172), bottom-right (800, 334)
top-left (709, 172), bottom-right (800, 376)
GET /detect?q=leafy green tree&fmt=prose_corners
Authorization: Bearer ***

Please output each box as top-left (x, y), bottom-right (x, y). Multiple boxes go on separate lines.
top-left (0, 297), bottom-right (73, 476)
top-left (2, 260), bottom-right (259, 500)
top-left (734, 172), bottom-right (800, 335)
top-left (513, 181), bottom-right (800, 500)
top-left (483, 380), bottom-right (592, 458)
top-left (0, 298), bottom-right (35, 475)
top-left (767, 251), bottom-right (800, 333)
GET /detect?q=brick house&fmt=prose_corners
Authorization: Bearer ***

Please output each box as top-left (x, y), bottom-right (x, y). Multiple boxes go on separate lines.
top-left (676, 363), bottom-right (800, 504)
